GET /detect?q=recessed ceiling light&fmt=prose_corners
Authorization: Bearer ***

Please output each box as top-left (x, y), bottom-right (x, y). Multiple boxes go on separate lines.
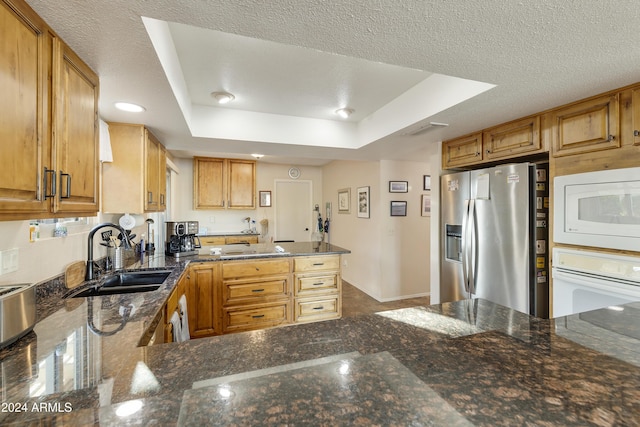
top-left (251, 153), bottom-right (264, 159)
top-left (335, 108), bottom-right (354, 119)
top-left (115, 102), bottom-right (146, 113)
top-left (211, 91), bottom-right (235, 104)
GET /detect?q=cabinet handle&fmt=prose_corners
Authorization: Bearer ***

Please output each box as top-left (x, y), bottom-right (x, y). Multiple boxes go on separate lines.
top-left (312, 306), bottom-right (324, 310)
top-left (255, 267), bottom-right (260, 271)
top-left (607, 134), bottom-right (616, 141)
top-left (313, 263), bottom-right (324, 266)
top-left (634, 130), bottom-right (640, 137)
top-left (252, 289), bottom-right (265, 293)
top-left (160, 194), bottom-right (165, 205)
top-left (148, 191), bottom-right (154, 203)
top-left (43, 167), bottom-right (56, 199)
top-left (252, 314), bottom-right (265, 319)
top-left (60, 172), bottom-right (71, 199)
top-left (312, 282), bottom-right (324, 286)
top-left (476, 152), bottom-right (481, 156)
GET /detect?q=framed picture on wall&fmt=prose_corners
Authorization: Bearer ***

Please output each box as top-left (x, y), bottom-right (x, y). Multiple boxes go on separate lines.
top-left (356, 186), bottom-right (370, 218)
top-left (259, 191), bottom-right (271, 207)
top-left (338, 188), bottom-right (351, 214)
top-left (390, 201), bottom-right (407, 216)
top-left (389, 181), bottom-right (408, 193)
top-left (423, 175), bottom-right (431, 191)
top-left (421, 194), bottom-right (431, 216)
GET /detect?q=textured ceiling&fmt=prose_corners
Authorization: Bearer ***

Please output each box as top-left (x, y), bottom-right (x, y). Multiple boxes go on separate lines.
top-left (24, 0), bottom-right (640, 166)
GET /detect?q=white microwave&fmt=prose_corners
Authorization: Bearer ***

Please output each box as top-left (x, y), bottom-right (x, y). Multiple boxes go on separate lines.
top-left (554, 167), bottom-right (640, 252)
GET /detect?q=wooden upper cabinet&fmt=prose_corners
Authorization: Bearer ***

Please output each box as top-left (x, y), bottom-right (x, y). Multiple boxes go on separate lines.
top-left (194, 157), bottom-right (256, 210)
top-left (0, 0), bottom-right (100, 219)
top-left (551, 93), bottom-right (620, 157)
top-left (102, 123), bottom-right (166, 213)
top-left (442, 133), bottom-right (483, 168)
top-left (228, 160), bottom-right (256, 209)
top-left (0, 0), bottom-right (51, 217)
top-left (52, 38), bottom-right (99, 214)
top-left (144, 131), bottom-right (161, 211)
top-left (483, 116), bottom-right (543, 161)
top-left (193, 157), bottom-right (225, 209)
top-left (632, 88), bottom-right (640, 146)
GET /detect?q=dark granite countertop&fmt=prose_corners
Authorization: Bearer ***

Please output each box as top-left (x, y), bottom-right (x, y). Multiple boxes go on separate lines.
top-left (1, 247), bottom-right (638, 425)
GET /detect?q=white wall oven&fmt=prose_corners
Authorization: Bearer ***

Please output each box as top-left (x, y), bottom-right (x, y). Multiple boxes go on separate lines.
top-left (554, 166), bottom-right (640, 252)
top-left (552, 248), bottom-right (640, 317)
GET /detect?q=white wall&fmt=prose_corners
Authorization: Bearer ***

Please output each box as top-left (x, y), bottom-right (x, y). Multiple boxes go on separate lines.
top-left (323, 160), bottom-right (382, 298)
top-left (322, 155), bottom-right (436, 301)
top-left (172, 158), bottom-right (323, 242)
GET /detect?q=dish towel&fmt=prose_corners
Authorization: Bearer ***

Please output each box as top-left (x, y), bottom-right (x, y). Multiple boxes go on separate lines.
top-left (169, 310), bottom-right (182, 343)
top-left (178, 295), bottom-right (191, 341)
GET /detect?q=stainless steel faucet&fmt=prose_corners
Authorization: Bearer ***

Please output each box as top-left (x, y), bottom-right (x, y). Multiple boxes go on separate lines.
top-left (85, 223), bottom-right (133, 281)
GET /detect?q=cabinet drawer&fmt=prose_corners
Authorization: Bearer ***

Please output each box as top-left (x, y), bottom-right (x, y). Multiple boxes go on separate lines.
top-left (294, 274), bottom-right (338, 296)
top-left (223, 259), bottom-right (291, 279)
top-left (223, 277), bottom-right (289, 304)
top-left (294, 256), bottom-right (340, 272)
top-left (225, 235), bottom-right (258, 244)
top-left (294, 295), bottom-right (341, 323)
top-left (223, 302), bottom-right (289, 332)
top-left (200, 236), bottom-right (226, 246)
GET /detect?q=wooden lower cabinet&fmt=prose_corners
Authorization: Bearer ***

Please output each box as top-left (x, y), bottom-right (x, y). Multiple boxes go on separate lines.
top-left (185, 263), bottom-right (220, 339)
top-left (199, 235), bottom-right (259, 246)
top-left (163, 273), bottom-right (187, 343)
top-left (293, 255), bottom-right (342, 323)
top-left (221, 258), bottom-right (291, 334)
top-left (176, 255), bottom-right (343, 339)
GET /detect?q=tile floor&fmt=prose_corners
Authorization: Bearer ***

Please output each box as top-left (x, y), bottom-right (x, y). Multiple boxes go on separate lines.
top-left (342, 280), bottom-right (431, 318)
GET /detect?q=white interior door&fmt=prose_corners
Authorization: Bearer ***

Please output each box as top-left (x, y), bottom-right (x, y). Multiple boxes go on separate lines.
top-left (275, 180), bottom-right (312, 242)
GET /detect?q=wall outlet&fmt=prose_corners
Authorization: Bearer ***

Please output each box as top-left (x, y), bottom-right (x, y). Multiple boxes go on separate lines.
top-left (342, 259), bottom-right (348, 267)
top-left (209, 216), bottom-right (216, 223)
top-left (0, 248), bottom-right (19, 275)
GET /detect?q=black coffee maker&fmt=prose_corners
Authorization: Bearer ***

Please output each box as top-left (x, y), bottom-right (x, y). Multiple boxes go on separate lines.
top-left (165, 221), bottom-right (201, 257)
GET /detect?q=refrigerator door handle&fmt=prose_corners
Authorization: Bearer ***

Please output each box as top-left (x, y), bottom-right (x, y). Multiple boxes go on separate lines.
top-left (461, 199), bottom-right (471, 293)
top-left (467, 199), bottom-right (477, 296)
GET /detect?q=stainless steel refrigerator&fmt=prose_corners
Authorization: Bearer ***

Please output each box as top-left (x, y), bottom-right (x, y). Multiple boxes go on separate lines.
top-left (440, 162), bottom-right (549, 318)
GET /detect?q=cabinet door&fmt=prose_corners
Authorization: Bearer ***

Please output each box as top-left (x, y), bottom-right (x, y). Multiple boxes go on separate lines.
top-left (632, 88), bottom-right (640, 146)
top-left (483, 116), bottom-right (543, 160)
top-left (158, 144), bottom-right (167, 210)
top-left (227, 160), bottom-right (255, 209)
top-left (0, 0), bottom-right (51, 217)
top-left (193, 157), bottom-right (225, 209)
top-left (144, 130), bottom-right (160, 211)
top-left (52, 38), bottom-right (99, 214)
top-left (442, 133), bottom-right (483, 168)
top-left (551, 94), bottom-right (620, 157)
top-left (186, 263), bottom-right (219, 338)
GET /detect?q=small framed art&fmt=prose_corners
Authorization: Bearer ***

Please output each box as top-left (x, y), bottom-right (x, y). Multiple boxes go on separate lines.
top-left (259, 191), bottom-right (271, 207)
top-left (389, 181), bottom-right (408, 193)
top-left (423, 175), bottom-right (431, 191)
top-left (338, 188), bottom-right (351, 214)
top-left (356, 186), bottom-right (370, 218)
top-left (421, 194), bottom-right (431, 217)
top-left (390, 201), bottom-right (407, 216)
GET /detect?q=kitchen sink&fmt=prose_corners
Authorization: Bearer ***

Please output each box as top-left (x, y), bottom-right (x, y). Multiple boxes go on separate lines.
top-left (67, 270), bottom-right (172, 298)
